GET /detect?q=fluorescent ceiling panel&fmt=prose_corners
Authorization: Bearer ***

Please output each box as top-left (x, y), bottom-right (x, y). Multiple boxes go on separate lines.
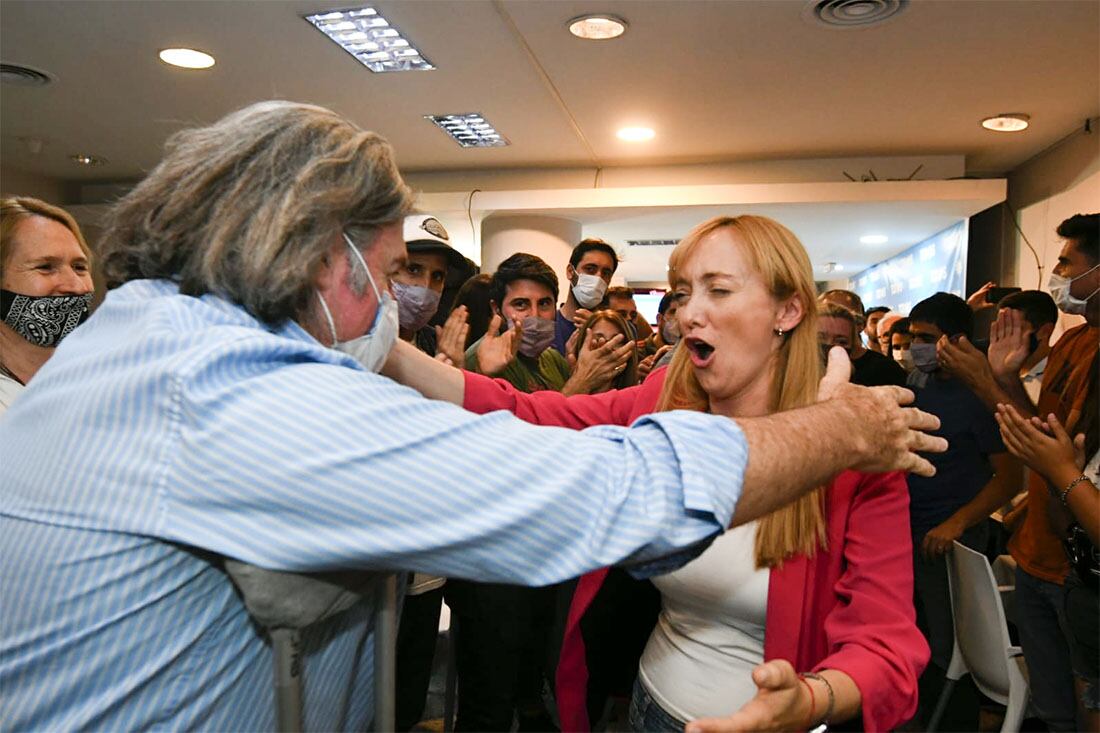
top-left (305, 6), bottom-right (434, 73)
top-left (425, 113), bottom-right (509, 148)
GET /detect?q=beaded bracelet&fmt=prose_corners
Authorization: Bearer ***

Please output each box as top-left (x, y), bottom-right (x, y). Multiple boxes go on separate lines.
top-left (1060, 474), bottom-right (1090, 506)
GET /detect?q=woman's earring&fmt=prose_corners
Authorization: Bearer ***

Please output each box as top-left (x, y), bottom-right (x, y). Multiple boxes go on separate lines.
top-left (774, 327), bottom-right (785, 337)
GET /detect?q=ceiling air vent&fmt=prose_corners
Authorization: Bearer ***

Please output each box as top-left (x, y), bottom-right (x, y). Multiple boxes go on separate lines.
top-left (626, 239), bottom-right (679, 247)
top-left (1, 63), bottom-right (53, 87)
top-left (807, 0), bottom-right (907, 28)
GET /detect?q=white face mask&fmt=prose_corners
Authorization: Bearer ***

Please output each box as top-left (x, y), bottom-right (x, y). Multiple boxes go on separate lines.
top-left (660, 319), bottom-right (680, 345)
top-left (316, 233), bottom-right (399, 373)
top-left (571, 273), bottom-right (608, 309)
top-left (1049, 264), bottom-right (1100, 316)
top-left (893, 348), bottom-right (915, 372)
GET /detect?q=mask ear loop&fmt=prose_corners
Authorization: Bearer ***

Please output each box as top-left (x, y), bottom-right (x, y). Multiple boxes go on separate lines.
top-left (315, 292), bottom-right (339, 348)
top-left (343, 233), bottom-right (383, 303)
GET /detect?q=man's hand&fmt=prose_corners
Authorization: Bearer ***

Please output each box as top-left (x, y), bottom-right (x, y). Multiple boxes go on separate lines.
top-left (988, 308), bottom-right (1030, 381)
top-left (967, 281), bottom-right (997, 312)
top-left (685, 661), bottom-right (810, 733)
top-left (571, 307), bottom-right (594, 328)
top-left (818, 347), bottom-right (946, 477)
top-left (996, 404), bottom-right (1083, 481)
top-left (434, 306), bottom-right (469, 368)
top-left (937, 335), bottom-right (995, 388)
top-left (562, 331), bottom-right (633, 396)
top-left (476, 315), bottom-right (521, 376)
top-left (638, 344), bottom-right (673, 379)
top-left (922, 517), bottom-right (965, 559)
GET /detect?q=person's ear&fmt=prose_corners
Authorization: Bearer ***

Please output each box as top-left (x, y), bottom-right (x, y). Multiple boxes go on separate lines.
top-left (775, 295), bottom-right (805, 333)
top-left (1036, 322), bottom-right (1055, 346)
top-left (565, 263), bottom-right (576, 282)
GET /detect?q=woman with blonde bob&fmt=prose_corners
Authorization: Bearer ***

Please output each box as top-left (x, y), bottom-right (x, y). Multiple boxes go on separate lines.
top-left (451, 215), bottom-right (929, 732)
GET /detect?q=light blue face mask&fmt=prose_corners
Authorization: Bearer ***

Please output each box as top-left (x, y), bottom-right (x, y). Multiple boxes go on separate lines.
top-left (909, 342), bottom-right (939, 373)
top-left (315, 233), bottom-right (399, 373)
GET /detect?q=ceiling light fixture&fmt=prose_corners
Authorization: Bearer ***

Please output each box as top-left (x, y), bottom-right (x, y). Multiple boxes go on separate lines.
top-left (860, 234), bottom-right (888, 244)
top-left (981, 113), bottom-right (1030, 132)
top-left (158, 48), bottom-right (216, 69)
top-left (305, 6), bottom-right (434, 72)
top-left (807, 0), bottom-right (908, 28)
top-left (567, 14), bottom-right (628, 40)
top-left (617, 126), bottom-right (655, 142)
top-left (69, 154), bottom-right (106, 166)
top-left (0, 63), bottom-right (54, 86)
top-left (426, 113), bottom-right (508, 148)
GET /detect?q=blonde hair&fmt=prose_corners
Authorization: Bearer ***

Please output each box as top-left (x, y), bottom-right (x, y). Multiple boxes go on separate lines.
top-left (1, 196), bottom-right (93, 276)
top-left (818, 301), bottom-right (861, 346)
top-left (100, 101), bottom-right (414, 325)
top-left (655, 215), bottom-right (826, 568)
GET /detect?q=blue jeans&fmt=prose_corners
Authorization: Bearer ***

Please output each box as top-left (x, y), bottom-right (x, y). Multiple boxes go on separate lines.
top-left (629, 679), bottom-right (688, 733)
top-left (1015, 566), bottom-right (1077, 730)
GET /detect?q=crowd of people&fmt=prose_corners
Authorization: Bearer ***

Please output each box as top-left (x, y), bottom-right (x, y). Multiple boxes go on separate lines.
top-left (0, 100), bottom-right (1095, 733)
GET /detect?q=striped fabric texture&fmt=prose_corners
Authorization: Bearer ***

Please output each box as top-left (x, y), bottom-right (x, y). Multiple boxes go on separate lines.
top-left (0, 279), bottom-right (747, 730)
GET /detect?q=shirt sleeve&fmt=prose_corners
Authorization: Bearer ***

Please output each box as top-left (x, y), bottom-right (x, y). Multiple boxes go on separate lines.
top-left (161, 354), bottom-right (747, 586)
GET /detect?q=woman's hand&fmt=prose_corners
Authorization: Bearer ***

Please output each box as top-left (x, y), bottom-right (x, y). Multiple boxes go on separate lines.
top-left (475, 315), bottom-right (521, 376)
top-left (995, 403), bottom-right (1082, 482)
top-left (434, 306), bottom-right (469, 368)
top-left (562, 331), bottom-right (632, 396)
top-left (685, 661), bottom-right (811, 733)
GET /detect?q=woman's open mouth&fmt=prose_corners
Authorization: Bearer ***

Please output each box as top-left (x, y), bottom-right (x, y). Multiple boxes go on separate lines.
top-left (685, 337), bottom-right (715, 368)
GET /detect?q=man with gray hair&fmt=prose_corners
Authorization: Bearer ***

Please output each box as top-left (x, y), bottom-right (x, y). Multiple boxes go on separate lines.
top-left (0, 101), bottom-right (944, 731)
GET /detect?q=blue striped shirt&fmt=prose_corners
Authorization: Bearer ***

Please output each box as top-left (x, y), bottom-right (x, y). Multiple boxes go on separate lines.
top-left (0, 279), bottom-right (748, 731)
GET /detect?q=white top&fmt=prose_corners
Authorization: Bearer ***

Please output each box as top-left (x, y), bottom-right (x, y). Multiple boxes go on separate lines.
top-left (638, 522), bottom-right (769, 721)
top-left (0, 372), bottom-right (24, 416)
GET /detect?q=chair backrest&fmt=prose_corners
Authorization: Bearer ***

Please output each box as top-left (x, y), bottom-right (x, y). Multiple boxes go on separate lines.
top-left (946, 542), bottom-right (1015, 704)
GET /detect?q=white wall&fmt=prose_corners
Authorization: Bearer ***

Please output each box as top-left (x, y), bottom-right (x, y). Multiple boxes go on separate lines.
top-left (1009, 120), bottom-right (1100, 342)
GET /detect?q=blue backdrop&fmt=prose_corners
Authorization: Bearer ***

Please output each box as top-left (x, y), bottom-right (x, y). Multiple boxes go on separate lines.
top-left (852, 221), bottom-right (968, 315)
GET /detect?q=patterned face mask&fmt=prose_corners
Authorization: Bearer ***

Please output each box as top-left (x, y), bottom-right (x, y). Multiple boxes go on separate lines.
top-left (0, 289), bottom-right (93, 347)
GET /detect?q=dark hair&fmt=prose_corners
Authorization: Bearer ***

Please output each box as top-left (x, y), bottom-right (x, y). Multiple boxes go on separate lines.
top-left (910, 292), bottom-right (974, 339)
top-left (569, 238), bottom-right (619, 273)
top-left (657, 291), bottom-right (674, 314)
top-left (452, 273), bottom-right (493, 349)
top-left (888, 317), bottom-right (911, 341)
top-left (866, 306), bottom-right (890, 317)
top-left (998, 290), bottom-right (1058, 329)
top-left (1057, 213), bottom-right (1099, 265)
top-left (606, 286), bottom-right (635, 301)
top-left (488, 252), bottom-right (558, 308)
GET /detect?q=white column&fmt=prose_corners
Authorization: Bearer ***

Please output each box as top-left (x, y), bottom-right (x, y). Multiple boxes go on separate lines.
top-left (481, 215), bottom-right (582, 298)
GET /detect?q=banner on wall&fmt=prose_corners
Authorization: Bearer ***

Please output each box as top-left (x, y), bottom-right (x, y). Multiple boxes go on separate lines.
top-left (852, 221), bottom-right (968, 315)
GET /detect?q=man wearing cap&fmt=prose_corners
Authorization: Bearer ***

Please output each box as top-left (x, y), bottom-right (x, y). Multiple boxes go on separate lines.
top-left (395, 215), bottom-right (475, 357)
top-left (392, 214), bottom-right (474, 730)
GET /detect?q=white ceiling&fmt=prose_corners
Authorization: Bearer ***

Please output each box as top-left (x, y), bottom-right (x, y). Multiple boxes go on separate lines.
top-left (1, 0), bottom-right (1097, 183)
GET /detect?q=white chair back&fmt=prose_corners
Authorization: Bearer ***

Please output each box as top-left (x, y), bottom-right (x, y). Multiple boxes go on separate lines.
top-left (946, 542), bottom-right (1020, 706)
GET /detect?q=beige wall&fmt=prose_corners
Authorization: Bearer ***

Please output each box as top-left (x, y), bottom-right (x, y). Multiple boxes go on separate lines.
top-left (0, 167), bottom-right (67, 204)
top-left (1007, 119), bottom-right (1100, 342)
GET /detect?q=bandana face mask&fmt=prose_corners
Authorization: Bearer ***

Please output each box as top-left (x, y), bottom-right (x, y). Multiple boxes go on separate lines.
top-left (0, 289), bottom-right (93, 347)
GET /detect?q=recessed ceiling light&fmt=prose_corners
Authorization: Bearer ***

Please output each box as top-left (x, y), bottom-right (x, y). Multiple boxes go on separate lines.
top-left (426, 113), bottom-right (508, 148)
top-left (70, 154), bottom-right (106, 166)
top-left (567, 14), bottom-right (628, 40)
top-left (158, 48), bottom-right (216, 69)
top-left (305, 6), bottom-right (434, 73)
top-left (617, 127), bottom-right (655, 142)
top-left (981, 113), bottom-right (1030, 132)
top-left (823, 262), bottom-right (845, 273)
top-left (860, 234), bottom-right (888, 244)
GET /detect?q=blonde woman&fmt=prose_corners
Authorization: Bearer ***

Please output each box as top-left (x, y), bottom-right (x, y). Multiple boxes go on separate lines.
top-left (451, 216), bottom-right (929, 731)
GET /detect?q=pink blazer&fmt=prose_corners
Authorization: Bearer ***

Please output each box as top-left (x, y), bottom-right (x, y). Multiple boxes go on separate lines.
top-left (463, 369), bottom-right (929, 732)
